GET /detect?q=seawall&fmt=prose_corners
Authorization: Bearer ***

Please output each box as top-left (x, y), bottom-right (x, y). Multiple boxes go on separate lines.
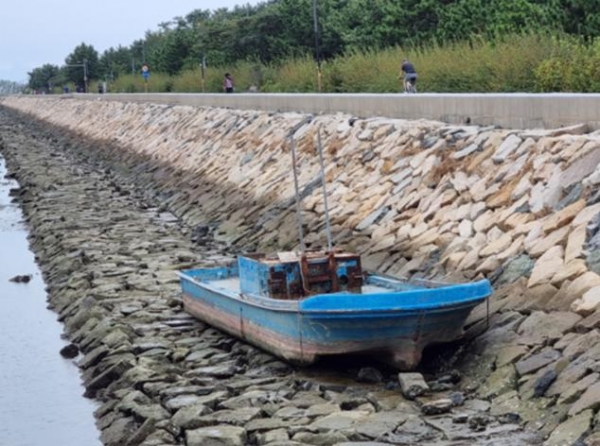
top-left (80, 92), bottom-right (600, 130)
top-left (2, 95), bottom-right (600, 444)
top-left (3, 96), bottom-right (600, 294)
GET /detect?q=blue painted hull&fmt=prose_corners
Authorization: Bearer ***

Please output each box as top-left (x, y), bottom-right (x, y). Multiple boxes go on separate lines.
top-left (178, 266), bottom-right (491, 369)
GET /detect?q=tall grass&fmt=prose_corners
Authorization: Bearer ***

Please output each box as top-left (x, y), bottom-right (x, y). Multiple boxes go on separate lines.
top-left (534, 36), bottom-right (600, 92)
top-left (104, 33), bottom-right (600, 94)
top-left (414, 33), bottom-right (557, 92)
top-left (111, 73), bottom-right (173, 93)
top-left (325, 48), bottom-right (403, 92)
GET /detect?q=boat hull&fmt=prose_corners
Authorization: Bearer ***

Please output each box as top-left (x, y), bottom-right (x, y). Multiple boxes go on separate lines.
top-left (180, 269), bottom-right (491, 369)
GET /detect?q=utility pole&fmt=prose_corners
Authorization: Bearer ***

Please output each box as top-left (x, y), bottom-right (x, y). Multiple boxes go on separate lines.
top-left (66, 60), bottom-right (89, 93)
top-left (83, 58), bottom-right (88, 93)
top-left (313, 0), bottom-right (322, 92)
top-left (200, 55), bottom-right (206, 92)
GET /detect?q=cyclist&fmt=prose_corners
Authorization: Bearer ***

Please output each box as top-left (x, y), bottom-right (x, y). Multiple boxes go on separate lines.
top-left (399, 59), bottom-right (418, 93)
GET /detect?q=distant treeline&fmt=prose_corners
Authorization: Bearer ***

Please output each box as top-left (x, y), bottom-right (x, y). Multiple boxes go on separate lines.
top-left (25, 0), bottom-right (600, 93)
top-left (0, 80), bottom-right (23, 95)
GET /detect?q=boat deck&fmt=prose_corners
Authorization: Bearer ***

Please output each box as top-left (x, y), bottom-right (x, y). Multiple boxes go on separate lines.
top-left (209, 277), bottom-right (391, 295)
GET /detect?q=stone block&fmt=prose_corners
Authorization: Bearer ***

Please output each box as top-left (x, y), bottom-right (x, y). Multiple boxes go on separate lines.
top-left (569, 382), bottom-right (600, 416)
top-left (528, 245), bottom-right (564, 288)
top-left (398, 373), bottom-right (429, 400)
top-left (571, 285), bottom-right (600, 316)
top-left (515, 349), bottom-right (561, 377)
top-left (545, 409), bottom-right (593, 446)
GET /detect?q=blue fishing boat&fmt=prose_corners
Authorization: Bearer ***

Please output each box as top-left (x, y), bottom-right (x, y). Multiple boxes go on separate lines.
top-left (178, 250), bottom-right (491, 369)
top-left (178, 129), bottom-right (492, 369)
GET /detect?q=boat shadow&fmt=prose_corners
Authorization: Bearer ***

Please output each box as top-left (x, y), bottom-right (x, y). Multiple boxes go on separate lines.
top-left (298, 338), bottom-right (467, 386)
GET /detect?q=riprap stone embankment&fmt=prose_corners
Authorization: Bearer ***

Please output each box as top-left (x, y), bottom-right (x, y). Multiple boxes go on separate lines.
top-left (2, 95), bottom-right (600, 445)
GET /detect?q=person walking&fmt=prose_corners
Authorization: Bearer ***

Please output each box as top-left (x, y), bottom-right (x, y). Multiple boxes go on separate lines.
top-left (399, 59), bottom-right (418, 93)
top-left (223, 73), bottom-right (234, 93)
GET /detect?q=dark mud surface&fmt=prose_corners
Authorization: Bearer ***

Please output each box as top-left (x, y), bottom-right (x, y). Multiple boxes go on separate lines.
top-left (0, 107), bottom-right (541, 445)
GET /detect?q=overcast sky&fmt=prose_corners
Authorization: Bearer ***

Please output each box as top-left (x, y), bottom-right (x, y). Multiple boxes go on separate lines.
top-left (0, 1), bottom-right (261, 83)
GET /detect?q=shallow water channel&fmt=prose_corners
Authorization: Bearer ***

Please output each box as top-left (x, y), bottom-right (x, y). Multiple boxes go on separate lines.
top-left (0, 156), bottom-right (100, 446)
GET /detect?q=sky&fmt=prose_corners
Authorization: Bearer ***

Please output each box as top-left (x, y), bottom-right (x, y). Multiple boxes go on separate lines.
top-left (0, 0), bottom-right (261, 83)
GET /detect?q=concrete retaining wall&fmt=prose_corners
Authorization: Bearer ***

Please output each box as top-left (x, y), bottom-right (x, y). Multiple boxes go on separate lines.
top-left (80, 92), bottom-right (600, 130)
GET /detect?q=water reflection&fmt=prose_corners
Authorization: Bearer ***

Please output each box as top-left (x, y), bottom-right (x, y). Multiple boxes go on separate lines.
top-left (0, 156), bottom-right (100, 446)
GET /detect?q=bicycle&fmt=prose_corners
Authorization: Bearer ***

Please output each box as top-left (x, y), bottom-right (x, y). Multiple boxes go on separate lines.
top-left (403, 77), bottom-right (417, 94)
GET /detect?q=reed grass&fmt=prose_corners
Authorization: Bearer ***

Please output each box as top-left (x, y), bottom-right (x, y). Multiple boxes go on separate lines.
top-left (110, 73), bottom-right (173, 93)
top-left (105, 33), bottom-right (600, 94)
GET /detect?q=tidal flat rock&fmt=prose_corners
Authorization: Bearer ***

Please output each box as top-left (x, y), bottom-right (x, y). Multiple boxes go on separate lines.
top-left (9, 274), bottom-right (32, 283)
top-left (398, 373), bottom-right (429, 400)
top-left (186, 425), bottom-right (247, 446)
top-left (59, 343), bottom-right (79, 359)
top-left (421, 398), bottom-right (453, 415)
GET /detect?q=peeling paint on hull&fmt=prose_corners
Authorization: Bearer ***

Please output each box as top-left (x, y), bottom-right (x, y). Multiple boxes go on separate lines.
top-left (181, 270), bottom-right (491, 370)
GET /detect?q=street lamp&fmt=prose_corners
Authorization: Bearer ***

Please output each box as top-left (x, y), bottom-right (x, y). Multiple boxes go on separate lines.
top-left (66, 59), bottom-right (89, 93)
top-left (313, 0), bottom-right (322, 92)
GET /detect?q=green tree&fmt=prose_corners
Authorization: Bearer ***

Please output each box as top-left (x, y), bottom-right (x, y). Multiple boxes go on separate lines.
top-left (162, 28), bottom-right (196, 75)
top-left (22, 0), bottom-right (600, 91)
top-left (99, 45), bottom-right (133, 81)
top-left (437, 0), bottom-right (563, 41)
top-left (560, 0), bottom-right (600, 37)
top-left (334, 0), bottom-right (417, 50)
top-left (27, 64), bottom-right (60, 92)
top-left (274, 0), bottom-right (316, 58)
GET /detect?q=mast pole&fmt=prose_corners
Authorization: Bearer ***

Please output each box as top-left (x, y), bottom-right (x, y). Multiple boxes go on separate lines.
top-left (289, 135), bottom-right (306, 253)
top-left (316, 127), bottom-right (333, 251)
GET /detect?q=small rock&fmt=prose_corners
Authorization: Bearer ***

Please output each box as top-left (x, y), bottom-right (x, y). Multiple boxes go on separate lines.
top-left (469, 414), bottom-right (491, 431)
top-left (361, 149), bottom-right (376, 163)
top-left (398, 373), bottom-right (429, 400)
top-left (449, 392), bottom-right (466, 406)
top-left (240, 152), bottom-right (254, 166)
top-left (453, 413), bottom-right (468, 424)
top-left (421, 398), bottom-right (453, 415)
top-left (438, 370), bottom-right (461, 384)
top-left (498, 412), bottom-right (521, 424)
top-left (428, 381), bottom-right (454, 392)
top-left (533, 369), bottom-right (557, 397)
top-left (356, 367), bottom-right (384, 383)
top-left (191, 225), bottom-right (211, 243)
top-left (60, 343), bottom-right (79, 359)
top-left (9, 274), bottom-right (32, 283)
